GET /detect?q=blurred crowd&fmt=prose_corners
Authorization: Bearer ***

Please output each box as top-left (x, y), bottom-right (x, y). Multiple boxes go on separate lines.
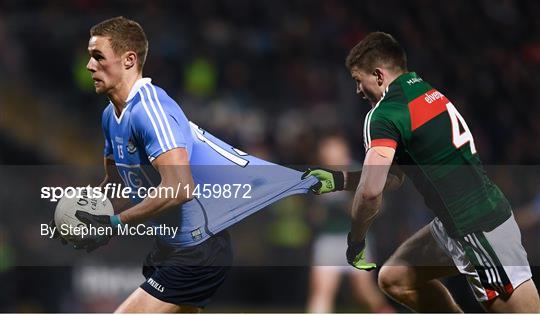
top-left (1, 0), bottom-right (540, 312)
top-left (2, 0), bottom-right (540, 164)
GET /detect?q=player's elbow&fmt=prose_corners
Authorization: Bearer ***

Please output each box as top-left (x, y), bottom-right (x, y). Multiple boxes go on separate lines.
top-left (158, 183), bottom-right (193, 208)
top-left (169, 191), bottom-right (193, 207)
top-left (359, 186), bottom-right (383, 201)
top-left (180, 191), bottom-right (194, 203)
top-left (165, 197), bottom-right (188, 209)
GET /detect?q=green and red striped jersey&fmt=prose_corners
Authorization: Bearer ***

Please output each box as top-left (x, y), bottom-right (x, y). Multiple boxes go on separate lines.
top-left (364, 72), bottom-right (511, 237)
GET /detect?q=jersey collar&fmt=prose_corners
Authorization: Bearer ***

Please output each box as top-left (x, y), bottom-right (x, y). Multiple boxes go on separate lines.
top-left (113, 77), bottom-right (152, 124)
top-left (391, 72), bottom-right (418, 87)
top-left (126, 77), bottom-right (152, 102)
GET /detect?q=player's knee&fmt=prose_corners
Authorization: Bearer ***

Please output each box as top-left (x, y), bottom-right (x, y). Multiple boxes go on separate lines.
top-left (378, 265), bottom-right (409, 298)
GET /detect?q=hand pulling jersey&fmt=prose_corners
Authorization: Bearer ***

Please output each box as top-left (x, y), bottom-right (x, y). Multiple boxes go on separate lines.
top-left (364, 72), bottom-right (511, 237)
top-left (102, 78), bottom-right (318, 246)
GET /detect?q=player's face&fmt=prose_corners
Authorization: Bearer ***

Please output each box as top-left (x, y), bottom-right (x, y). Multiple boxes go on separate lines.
top-left (86, 36), bottom-right (124, 95)
top-left (350, 67), bottom-right (383, 106)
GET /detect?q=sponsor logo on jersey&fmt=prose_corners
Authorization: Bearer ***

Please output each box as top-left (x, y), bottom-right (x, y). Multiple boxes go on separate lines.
top-left (406, 77), bottom-right (423, 85)
top-left (191, 228), bottom-right (202, 241)
top-left (147, 278), bottom-right (165, 292)
top-left (115, 136), bottom-right (123, 144)
top-left (424, 90), bottom-right (444, 104)
top-left (127, 138), bottom-right (137, 154)
top-left (409, 89), bottom-right (448, 131)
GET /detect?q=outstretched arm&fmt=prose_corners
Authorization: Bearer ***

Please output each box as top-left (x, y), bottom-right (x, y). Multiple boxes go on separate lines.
top-left (344, 164), bottom-right (404, 191)
top-left (303, 161), bottom-right (404, 194)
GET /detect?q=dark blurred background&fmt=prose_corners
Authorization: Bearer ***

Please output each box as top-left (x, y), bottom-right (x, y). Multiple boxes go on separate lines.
top-left (1, 0), bottom-right (540, 312)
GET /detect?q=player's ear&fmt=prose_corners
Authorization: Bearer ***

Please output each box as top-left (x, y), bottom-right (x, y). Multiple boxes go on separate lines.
top-left (373, 68), bottom-right (384, 86)
top-left (124, 51), bottom-right (137, 70)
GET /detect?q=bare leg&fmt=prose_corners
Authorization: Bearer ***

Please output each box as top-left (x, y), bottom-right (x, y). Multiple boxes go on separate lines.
top-left (378, 224), bottom-right (462, 312)
top-left (482, 279), bottom-right (540, 313)
top-left (350, 270), bottom-right (395, 312)
top-left (306, 266), bottom-right (342, 313)
top-left (115, 287), bottom-right (201, 313)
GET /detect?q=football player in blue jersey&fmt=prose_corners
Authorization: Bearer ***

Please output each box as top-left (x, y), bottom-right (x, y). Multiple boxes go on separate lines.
top-left (53, 16), bottom-right (317, 312)
top-left (84, 16), bottom-right (218, 313)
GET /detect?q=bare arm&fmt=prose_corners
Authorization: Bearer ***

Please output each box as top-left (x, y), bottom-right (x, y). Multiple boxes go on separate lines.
top-left (99, 157), bottom-right (116, 187)
top-left (344, 164), bottom-right (404, 191)
top-left (349, 146), bottom-right (395, 242)
top-left (117, 148), bottom-right (194, 225)
top-left (303, 159), bottom-right (404, 195)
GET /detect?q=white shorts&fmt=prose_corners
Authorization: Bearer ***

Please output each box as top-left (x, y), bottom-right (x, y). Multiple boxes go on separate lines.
top-left (430, 214), bottom-right (532, 301)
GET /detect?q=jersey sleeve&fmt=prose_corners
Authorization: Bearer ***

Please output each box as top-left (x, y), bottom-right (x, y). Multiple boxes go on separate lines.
top-left (363, 104), bottom-right (404, 151)
top-left (131, 87), bottom-right (188, 161)
top-left (102, 106), bottom-right (114, 158)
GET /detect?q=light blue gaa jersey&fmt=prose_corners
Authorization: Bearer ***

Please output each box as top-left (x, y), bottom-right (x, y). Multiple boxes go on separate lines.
top-left (102, 78), bottom-right (318, 247)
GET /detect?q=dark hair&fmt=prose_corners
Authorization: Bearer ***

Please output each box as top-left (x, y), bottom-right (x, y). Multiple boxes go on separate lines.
top-left (90, 16), bottom-right (148, 71)
top-left (345, 32), bottom-right (407, 72)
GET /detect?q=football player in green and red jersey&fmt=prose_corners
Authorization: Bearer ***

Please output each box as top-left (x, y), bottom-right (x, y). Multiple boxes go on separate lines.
top-left (304, 32), bottom-right (539, 312)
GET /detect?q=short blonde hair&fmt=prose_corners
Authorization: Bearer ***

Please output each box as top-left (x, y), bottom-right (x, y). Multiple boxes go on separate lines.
top-left (90, 16), bottom-right (148, 71)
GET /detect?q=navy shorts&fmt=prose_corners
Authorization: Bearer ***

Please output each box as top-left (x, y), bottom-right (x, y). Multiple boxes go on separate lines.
top-left (140, 230), bottom-right (232, 308)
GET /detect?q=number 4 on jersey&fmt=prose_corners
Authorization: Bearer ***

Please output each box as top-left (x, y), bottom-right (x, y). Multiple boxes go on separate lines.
top-left (446, 102), bottom-right (477, 154)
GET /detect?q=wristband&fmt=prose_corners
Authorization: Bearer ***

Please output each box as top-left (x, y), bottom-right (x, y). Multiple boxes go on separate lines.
top-left (334, 170), bottom-right (345, 191)
top-left (110, 215), bottom-right (123, 228)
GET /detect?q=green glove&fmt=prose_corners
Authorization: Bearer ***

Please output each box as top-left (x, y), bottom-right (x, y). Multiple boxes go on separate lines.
top-left (346, 233), bottom-right (377, 271)
top-left (301, 168), bottom-right (344, 194)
